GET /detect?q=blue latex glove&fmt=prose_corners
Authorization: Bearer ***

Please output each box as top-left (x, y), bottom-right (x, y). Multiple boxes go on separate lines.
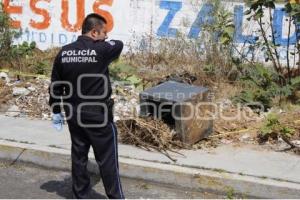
top-left (52, 113), bottom-right (64, 132)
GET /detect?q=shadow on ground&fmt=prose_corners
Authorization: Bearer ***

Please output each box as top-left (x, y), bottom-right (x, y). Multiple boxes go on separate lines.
top-left (40, 174), bottom-right (106, 199)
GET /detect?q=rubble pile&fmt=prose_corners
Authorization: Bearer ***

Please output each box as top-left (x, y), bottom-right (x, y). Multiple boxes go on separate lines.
top-left (111, 82), bottom-right (139, 121)
top-left (1, 72), bottom-right (299, 156)
top-left (0, 72), bottom-right (10, 83)
top-left (0, 73), bottom-right (141, 120)
top-left (0, 74), bottom-right (52, 119)
top-left (14, 79), bottom-right (51, 119)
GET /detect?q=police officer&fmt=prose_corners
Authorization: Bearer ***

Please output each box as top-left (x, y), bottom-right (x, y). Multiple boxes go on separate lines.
top-left (49, 13), bottom-right (124, 199)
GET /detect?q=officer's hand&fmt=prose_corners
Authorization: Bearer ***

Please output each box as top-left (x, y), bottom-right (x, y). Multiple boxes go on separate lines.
top-left (52, 113), bottom-right (64, 132)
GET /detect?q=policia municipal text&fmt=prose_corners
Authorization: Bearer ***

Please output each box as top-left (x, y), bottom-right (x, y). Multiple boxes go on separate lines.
top-left (49, 13), bottom-right (125, 199)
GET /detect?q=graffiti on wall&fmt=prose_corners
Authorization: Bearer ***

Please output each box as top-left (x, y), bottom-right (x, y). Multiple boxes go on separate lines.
top-left (3, 0), bottom-right (114, 31)
top-left (2, 0), bottom-right (297, 58)
top-left (157, 0), bottom-right (296, 46)
top-left (2, 0), bottom-right (115, 47)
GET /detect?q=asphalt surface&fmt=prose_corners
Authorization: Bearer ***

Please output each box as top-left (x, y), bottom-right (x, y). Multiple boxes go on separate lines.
top-left (0, 160), bottom-right (223, 199)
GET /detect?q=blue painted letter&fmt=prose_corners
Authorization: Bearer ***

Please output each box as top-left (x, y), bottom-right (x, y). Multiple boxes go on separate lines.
top-left (188, 3), bottom-right (213, 39)
top-left (234, 6), bottom-right (257, 44)
top-left (157, 1), bottom-right (182, 37)
top-left (273, 8), bottom-right (296, 46)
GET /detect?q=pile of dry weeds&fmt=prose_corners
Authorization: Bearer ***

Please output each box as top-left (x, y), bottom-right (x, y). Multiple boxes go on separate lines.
top-left (116, 117), bottom-right (188, 161)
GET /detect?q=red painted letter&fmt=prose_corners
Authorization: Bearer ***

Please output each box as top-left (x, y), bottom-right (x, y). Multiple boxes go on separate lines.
top-left (3, 0), bottom-right (22, 28)
top-left (93, 0), bottom-right (114, 32)
top-left (61, 0), bottom-right (85, 32)
top-left (29, 0), bottom-right (51, 30)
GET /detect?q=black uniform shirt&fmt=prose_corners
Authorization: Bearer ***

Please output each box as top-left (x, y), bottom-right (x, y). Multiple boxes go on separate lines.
top-left (49, 35), bottom-right (123, 114)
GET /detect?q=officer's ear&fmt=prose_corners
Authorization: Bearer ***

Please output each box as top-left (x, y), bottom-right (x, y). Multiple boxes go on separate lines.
top-left (91, 29), bottom-right (98, 38)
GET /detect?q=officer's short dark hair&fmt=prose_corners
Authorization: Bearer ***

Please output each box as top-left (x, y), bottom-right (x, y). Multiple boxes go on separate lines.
top-left (82, 13), bottom-right (107, 34)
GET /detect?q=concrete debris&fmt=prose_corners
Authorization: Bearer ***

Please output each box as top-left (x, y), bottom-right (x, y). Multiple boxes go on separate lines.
top-left (15, 80), bottom-right (51, 119)
top-left (264, 107), bottom-right (284, 118)
top-left (5, 105), bottom-right (20, 117)
top-left (278, 137), bottom-right (284, 143)
top-left (13, 87), bottom-right (30, 96)
top-left (0, 72), bottom-right (10, 83)
top-left (292, 140), bottom-right (300, 147)
top-left (239, 134), bottom-right (251, 142)
top-left (27, 86), bottom-right (36, 92)
top-left (276, 137), bottom-right (291, 150)
top-left (220, 139), bottom-right (232, 144)
top-left (114, 100), bottom-right (138, 120)
top-left (112, 81), bottom-right (139, 120)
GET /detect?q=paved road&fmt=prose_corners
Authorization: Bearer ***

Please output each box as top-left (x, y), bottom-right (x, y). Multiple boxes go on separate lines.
top-left (0, 160), bottom-right (224, 199)
top-left (1, 115), bottom-right (300, 185)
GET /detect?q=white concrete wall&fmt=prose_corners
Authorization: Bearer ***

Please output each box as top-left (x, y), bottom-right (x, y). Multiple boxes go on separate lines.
top-left (1, 0), bottom-right (296, 63)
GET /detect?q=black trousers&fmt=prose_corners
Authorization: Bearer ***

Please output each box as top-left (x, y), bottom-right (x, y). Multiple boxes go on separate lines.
top-left (66, 116), bottom-right (124, 199)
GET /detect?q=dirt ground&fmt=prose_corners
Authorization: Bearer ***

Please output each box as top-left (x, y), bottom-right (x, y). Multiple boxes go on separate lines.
top-left (1, 74), bottom-right (300, 157)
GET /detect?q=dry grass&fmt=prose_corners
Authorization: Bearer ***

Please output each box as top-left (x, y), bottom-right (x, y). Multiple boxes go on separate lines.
top-left (125, 33), bottom-right (233, 73)
top-left (0, 79), bottom-right (12, 110)
top-left (124, 32), bottom-right (242, 102)
top-left (0, 47), bottom-right (59, 76)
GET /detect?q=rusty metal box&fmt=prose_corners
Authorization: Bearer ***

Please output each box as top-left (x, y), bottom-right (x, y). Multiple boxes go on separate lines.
top-left (139, 81), bottom-right (213, 144)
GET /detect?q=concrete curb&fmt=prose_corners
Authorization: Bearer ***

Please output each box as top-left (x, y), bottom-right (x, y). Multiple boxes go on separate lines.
top-left (0, 141), bottom-right (300, 198)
